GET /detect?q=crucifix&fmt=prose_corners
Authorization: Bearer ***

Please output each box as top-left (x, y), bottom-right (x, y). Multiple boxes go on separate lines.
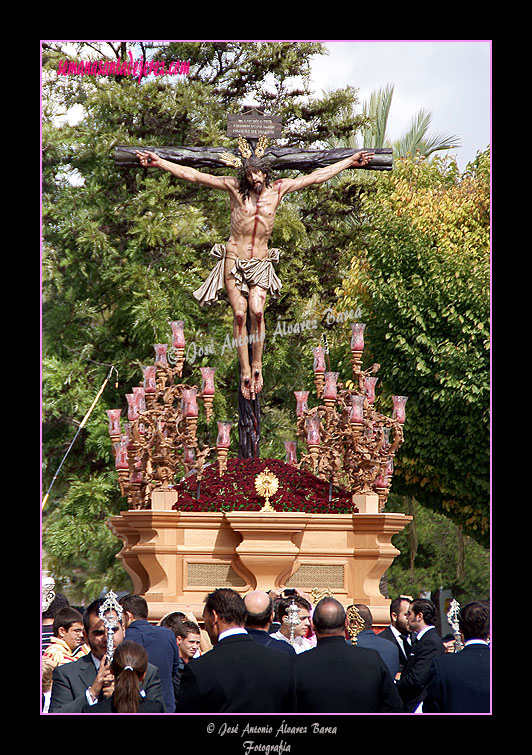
top-left (115, 108), bottom-right (392, 458)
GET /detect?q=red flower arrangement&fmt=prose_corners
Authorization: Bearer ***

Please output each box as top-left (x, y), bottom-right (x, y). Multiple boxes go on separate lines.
top-left (172, 458), bottom-right (358, 514)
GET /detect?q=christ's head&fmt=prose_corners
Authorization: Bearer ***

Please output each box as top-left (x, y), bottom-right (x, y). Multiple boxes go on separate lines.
top-left (238, 156), bottom-right (272, 200)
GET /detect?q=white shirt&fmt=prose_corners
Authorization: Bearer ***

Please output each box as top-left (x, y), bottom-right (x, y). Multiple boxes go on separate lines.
top-left (270, 630), bottom-right (315, 653)
top-left (218, 627), bottom-right (248, 642)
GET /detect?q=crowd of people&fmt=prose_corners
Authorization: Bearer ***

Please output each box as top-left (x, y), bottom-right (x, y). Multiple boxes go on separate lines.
top-left (41, 587), bottom-right (490, 715)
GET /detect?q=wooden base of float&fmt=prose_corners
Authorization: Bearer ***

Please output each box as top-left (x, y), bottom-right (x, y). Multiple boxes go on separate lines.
top-left (107, 492), bottom-right (411, 628)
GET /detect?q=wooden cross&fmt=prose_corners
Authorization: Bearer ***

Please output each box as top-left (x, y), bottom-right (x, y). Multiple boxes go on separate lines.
top-left (114, 108), bottom-right (393, 171)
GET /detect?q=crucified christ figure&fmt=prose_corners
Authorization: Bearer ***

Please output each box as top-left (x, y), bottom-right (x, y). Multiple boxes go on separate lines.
top-left (135, 145), bottom-right (373, 400)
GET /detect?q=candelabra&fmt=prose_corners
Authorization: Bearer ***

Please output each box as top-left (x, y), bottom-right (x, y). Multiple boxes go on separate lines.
top-left (293, 323), bottom-right (407, 511)
top-left (106, 322), bottom-right (232, 508)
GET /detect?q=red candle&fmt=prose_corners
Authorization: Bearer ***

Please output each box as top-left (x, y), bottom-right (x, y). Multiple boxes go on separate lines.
top-left (126, 393), bottom-right (139, 422)
top-left (182, 388), bottom-right (199, 418)
top-left (392, 395), bottom-right (408, 423)
top-left (284, 441), bottom-right (298, 465)
top-left (154, 344), bottom-right (168, 364)
top-left (216, 421), bottom-right (232, 448)
top-left (350, 323), bottom-right (366, 351)
top-left (305, 415), bottom-right (321, 445)
top-left (323, 372), bottom-right (339, 400)
top-left (171, 320), bottom-right (186, 349)
top-left (312, 346), bottom-right (326, 373)
top-left (200, 367), bottom-right (216, 396)
top-left (364, 377), bottom-right (378, 404)
top-left (114, 441), bottom-right (129, 470)
top-left (106, 409), bottom-right (122, 437)
top-left (349, 395), bottom-right (364, 423)
top-left (294, 391), bottom-right (309, 417)
top-left (142, 365), bottom-right (157, 393)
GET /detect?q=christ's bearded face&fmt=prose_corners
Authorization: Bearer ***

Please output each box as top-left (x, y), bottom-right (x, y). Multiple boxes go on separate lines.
top-left (245, 169), bottom-right (266, 195)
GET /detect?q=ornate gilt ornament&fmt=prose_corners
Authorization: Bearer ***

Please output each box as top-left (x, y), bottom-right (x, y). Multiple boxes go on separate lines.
top-left (346, 604), bottom-right (365, 645)
top-left (310, 587), bottom-right (334, 605)
top-left (255, 467), bottom-right (279, 512)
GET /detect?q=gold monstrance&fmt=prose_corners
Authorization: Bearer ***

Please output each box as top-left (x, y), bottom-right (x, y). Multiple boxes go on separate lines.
top-left (255, 468), bottom-right (279, 512)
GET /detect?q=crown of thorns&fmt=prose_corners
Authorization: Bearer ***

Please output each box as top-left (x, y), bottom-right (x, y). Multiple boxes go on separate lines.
top-left (220, 136), bottom-right (269, 169)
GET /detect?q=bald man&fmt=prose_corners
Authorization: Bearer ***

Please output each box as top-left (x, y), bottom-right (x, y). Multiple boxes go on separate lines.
top-left (244, 591), bottom-right (295, 656)
top-left (293, 597), bottom-right (403, 713)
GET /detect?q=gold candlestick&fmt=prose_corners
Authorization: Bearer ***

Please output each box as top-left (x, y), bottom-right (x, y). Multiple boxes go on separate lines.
top-left (201, 394), bottom-right (214, 422)
top-left (314, 372), bottom-right (324, 399)
top-left (217, 447), bottom-right (228, 477)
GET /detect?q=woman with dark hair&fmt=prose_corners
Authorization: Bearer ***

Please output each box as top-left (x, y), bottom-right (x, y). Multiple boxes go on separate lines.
top-left (83, 641), bottom-right (165, 713)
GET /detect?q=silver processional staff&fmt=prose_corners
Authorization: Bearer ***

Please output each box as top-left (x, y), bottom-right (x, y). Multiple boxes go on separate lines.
top-left (98, 590), bottom-right (123, 662)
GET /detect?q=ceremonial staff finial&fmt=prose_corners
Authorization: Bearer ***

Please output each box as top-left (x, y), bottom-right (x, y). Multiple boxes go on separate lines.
top-left (99, 590), bottom-right (123, 662)
top-left (285, 600), bottom-right (301, 646)
top-left (446, 598), bottom-right (464, 652)
top-left (346, 604), bottom-right (365, 645)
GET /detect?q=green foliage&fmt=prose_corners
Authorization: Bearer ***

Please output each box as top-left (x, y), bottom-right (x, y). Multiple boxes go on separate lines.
top-left (384, 494), bottom-right (490, 603)
top-left (337, 150), bottom-right (490, 545)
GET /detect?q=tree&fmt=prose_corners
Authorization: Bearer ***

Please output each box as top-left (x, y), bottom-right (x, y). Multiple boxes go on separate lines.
top-left (383, 493), bottom-right (490, 604)
top-left (328, 82), bottom-right (461, 159)
top-left (41, 41), bottom-right (370, 601)
top-left (337, 148), bottom-right (490, 546)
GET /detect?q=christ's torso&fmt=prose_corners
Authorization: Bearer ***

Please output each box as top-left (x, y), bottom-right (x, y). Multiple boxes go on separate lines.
top-left (226, 181), bottom-right (283, 260)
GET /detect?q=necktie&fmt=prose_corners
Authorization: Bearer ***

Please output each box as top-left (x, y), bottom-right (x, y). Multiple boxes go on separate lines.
top-left (399, 634), bottom-right (410, 657)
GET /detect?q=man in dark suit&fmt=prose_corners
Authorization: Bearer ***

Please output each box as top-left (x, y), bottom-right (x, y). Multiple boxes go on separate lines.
top-left (244, 591), bottom-right (296, 656)
top-left (49, 599), bottom-right (164, 713)
top-left (293, 597), bottom-right (403, 713)
top-left (379, 595), bottom-right (413, 672)
top-left (120, 594), bottom-right (180, 713)
top-left (396, 598), bottom-right (445, 712)
top-left (423, 601), bottom-right (490, 713)
top-left (350, 603), bottom-right (400, 680)
top-left (176, 588), bottom-right (296, 713)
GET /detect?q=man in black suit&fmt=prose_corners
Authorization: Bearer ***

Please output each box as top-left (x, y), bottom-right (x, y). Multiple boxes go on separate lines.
top-left (176, 588), bottom-right (296, 713)
top-left (48, 599), bottom-right (164, 713)
top-left (423, 601), bottom-right (490, 713)
top-left (396, 598), bottom-right (445, 712)
top-left (379, 595), bottom-right (413, 672)
top-left (293, 597), bottom-right (403, 713)
top-left (244, 591), bottom-right (296, 656)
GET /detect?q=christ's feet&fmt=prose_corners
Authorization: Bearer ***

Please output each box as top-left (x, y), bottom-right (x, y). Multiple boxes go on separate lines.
top-left (241, 374), bottom-right (252, 401)
top-left (252, 365), bottom-right (263, 398)
top-left (241, 368), bottom-right (263, 401)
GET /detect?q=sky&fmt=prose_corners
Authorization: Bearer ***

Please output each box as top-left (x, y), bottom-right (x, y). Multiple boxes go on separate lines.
top-left (307, 40), bottom-right (491, 170)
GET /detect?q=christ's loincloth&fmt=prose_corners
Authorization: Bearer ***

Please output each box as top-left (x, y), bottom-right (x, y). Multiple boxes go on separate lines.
top-left (193, 244), bottom-right (282, 307)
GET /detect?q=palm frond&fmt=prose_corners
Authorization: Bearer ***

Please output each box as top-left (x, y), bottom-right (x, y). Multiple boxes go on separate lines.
top-left (361, 83), bottom-right (394, 148)
top-left (393, 107), bottom-right (461, 158)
